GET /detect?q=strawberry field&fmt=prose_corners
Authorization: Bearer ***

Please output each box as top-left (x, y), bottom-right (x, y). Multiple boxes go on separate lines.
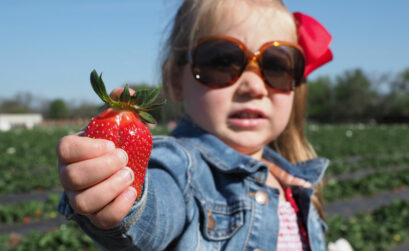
top-left (0, 124), bottom-right (408, 250)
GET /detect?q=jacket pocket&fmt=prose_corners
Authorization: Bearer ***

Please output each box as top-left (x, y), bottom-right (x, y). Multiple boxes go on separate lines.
top-left (198, 200), bottom-right (247, 241)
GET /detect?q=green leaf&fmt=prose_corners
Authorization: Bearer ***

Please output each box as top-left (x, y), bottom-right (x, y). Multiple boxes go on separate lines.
top-left (90, 70), bottom-right (105, 102)
top-left (138, 100), bottom-right (167, 111)
top-left (89, 70), bottom-right (114, 105)
top-left (119, 84), bottom-right (131, 103)
top-left (138, 111), bottom-right (156, 124)
top-left (140, 84), bottom-right (162, 107)
top-left (131, 88), bottom-right (151, 105)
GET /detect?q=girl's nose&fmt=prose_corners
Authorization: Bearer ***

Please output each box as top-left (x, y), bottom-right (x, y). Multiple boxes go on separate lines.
top-left (235, 60), bottom-right (268, 98)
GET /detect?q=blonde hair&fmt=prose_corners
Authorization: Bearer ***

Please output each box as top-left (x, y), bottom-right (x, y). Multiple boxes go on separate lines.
top-left (161, 0), bottom-right (325, 219)
top-left (271, 84), bottom-right (326, 219)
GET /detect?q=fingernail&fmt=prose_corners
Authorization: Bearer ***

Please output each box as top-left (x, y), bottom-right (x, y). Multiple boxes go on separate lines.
top-left (304, 182), bottom-right (312, 188)
top-left (124, 187), bottom-right (137, 201)
top-left (116, 149), bottom-right (128, 164)
top-left (118, 167), bottom-right (134, 183)
top-left (106, 141), bottom-right (115, 151)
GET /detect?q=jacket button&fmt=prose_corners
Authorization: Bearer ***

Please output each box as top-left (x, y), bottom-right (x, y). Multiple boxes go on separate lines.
top-left (207, 215), bottom-right (216, 230)
top-left (255, 190), bottom-right (269, 205)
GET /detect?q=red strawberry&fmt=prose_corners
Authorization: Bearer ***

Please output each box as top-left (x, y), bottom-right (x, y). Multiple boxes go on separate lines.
top-left (86, 70), bottom-right (164, 199)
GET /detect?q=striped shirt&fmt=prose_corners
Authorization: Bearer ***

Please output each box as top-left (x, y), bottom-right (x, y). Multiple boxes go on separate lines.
top-left (277, 201), bottom-right (308, 251)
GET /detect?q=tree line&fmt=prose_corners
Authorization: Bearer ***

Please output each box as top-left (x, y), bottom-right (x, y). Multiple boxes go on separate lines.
top-left (307, 67), bottom-right (409, 123)
top-left (1, 67), bottom-right (408, 124)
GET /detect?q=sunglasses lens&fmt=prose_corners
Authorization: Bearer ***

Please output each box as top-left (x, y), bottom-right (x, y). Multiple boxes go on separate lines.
top-left (192, 39), bottom-right (244, 87)
top-left (261, 45), bottom-right (304, 91)
top-left (261, 46), bottom-right (294, 91)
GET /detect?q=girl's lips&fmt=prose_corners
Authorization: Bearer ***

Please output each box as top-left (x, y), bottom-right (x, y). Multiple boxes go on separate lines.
top-left (229, 108), bottom-right (267, 119)
top-left (228, 108), bottom-right (267, 128)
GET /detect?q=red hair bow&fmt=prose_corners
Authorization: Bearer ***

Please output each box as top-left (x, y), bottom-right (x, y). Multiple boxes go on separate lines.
top-left (293, 12), bottom-right (333, 78)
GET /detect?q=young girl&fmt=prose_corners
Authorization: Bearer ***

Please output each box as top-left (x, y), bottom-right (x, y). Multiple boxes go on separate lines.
top-left (57, 0), bottom-right (333, 250)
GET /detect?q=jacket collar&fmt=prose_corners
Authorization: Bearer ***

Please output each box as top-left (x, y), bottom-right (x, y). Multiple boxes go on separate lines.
top-left (171, 118), bottom-right (328, 185)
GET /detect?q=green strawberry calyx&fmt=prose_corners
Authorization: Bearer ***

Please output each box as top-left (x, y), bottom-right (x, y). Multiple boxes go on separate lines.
top-left (90, 69), bottom-right (165, 124)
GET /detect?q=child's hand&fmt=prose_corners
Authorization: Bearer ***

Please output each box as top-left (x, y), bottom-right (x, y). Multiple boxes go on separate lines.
top-left (57, 131), bottom-right (137, 230)
top-left (269, 164), bottom-right (312, 188)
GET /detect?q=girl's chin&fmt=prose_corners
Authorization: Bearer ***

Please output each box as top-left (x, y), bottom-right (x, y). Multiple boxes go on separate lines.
top-left (223, 138), bottom-right (266, 159)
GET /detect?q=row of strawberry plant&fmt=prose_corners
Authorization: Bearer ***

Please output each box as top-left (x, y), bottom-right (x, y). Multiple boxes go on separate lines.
top-left (2, 124), bottom-right (406, 178)
top-left (0, 194), bottom-right (60, 224)
top-left (326, 154), bottom-right (409, 176)
top-left (324, 167), bottom-right (409, 202)
top-left (0, 125), bottom-right (170, 195)
top-left (0, 222), bottom-right (98, 251)
top-left (0, 127), bottom-right (74, 178)
top-left (326, 199), bottom-right (409, 251)
top-left (0, 168), bottom-right (61, 195)
top-left (306, 124), bottom-right (409, 159)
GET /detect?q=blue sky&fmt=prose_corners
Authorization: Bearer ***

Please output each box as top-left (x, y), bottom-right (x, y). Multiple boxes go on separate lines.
top-left (1, 0), bottom-right (409, 104)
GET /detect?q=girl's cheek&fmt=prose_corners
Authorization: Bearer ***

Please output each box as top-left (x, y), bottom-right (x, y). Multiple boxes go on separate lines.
top-left (271, 92), bottom-right (294, 125)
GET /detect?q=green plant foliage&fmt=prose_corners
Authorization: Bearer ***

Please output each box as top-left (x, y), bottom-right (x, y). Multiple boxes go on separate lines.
top-left (0, 222), bottom-right (99, 251)
top-left (1, 124), bottom-right (409, 250)
top-left (324, 167), bottom-right (409, 202)
top-left (0, 194), bottom-right (60, 224)
top-left (327, 200), bottom-right (409, 251)
top-left (306, 124), bottom-right (409, 160)
top-left (0, 127), bottom-right (83, 194)
top-left (0, 125), bottom-right (170, 194)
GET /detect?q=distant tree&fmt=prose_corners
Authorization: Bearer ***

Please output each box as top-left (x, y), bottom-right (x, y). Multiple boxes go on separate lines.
top-left (0, 100), bottom-right (32, 113)
top-left (69, 103), bottom-right (101, 118)
top-left (307, 76), bottom-right (334, 122)
top-left (379, 67), bottom-right (409, 122)
top-left (0, 92), bottom-right (37, 113)
top-left (48, 99), bottom-right (69, 119)
top-left (333, 69), bottom-right (378, 122)
top-left (391, 67), bottom-right (409, 92)
top-left (16, 92), bottom-right (34, 109)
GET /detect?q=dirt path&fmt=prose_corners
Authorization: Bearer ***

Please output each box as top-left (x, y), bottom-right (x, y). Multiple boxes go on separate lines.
top-left (0, 188), bottom-right (63, 205)
top-left (392, 241), bottom-right (409, 251)
top-left (0, 215), bottom-right (67, 235)
top-left (325, 186), bottom-right (409, 218)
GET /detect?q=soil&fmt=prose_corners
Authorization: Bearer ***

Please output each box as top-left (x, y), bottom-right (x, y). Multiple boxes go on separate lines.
top-left (0, 188), bottom-right (63, 205)
top-left (325, 186), bottom-right (409, 218)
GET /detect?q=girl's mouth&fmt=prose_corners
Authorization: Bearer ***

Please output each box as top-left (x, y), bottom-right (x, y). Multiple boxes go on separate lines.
top-left (230, 113), bottom-right (264, 119)
top-left (228, 109), bottom-right (267, 128)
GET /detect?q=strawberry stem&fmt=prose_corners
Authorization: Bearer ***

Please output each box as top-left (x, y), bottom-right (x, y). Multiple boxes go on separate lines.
top-left (90, 70), bottom-right (165, 124)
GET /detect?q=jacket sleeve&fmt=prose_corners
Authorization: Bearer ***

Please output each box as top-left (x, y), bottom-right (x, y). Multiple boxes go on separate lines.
top-left (58, 136), bottom-right (191, 250)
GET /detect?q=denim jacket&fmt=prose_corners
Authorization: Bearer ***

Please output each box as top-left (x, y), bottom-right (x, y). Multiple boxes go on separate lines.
top-left (58, 119), bottom-right (329, 251)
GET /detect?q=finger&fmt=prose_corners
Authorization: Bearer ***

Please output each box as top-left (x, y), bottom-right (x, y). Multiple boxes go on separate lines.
top-left (67, 167), bottom-right (134, 215)
top-left (110, 88), bottom-right (136, 100)
top-left (270, 165), bottom-right (312, 188)
top-left (60, 148), bottom-right (128, 190)
top-left (88, 186), bottom-right (138, 229)
top-left (57, 134), bottom-right (116, 164)
top-left (287, 176), bottom-right (312, 188)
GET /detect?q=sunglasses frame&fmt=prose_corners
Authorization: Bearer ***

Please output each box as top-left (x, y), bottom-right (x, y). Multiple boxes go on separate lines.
top-left (188, 35), bottom-right (305, 92)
